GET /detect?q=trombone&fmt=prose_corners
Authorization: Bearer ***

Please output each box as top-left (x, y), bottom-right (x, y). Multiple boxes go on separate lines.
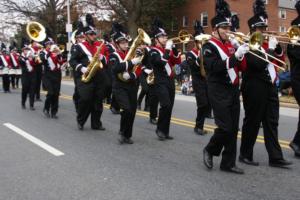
top-left (263, 26), bottom-right (300, 46)
top-left (229, 31), bottom-right (286, 71)
top-left (169, 30), bottom-right (211, 45)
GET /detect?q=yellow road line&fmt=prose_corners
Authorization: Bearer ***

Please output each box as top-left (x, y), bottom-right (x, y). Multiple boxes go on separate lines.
top-left (56, 93), bottom-right (291, 149)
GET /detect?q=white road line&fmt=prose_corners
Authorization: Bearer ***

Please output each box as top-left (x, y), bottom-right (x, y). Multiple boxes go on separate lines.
top-left (3, 123), bottom-right (64, 157)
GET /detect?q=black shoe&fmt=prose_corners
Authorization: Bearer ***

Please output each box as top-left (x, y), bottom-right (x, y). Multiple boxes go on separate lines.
top-left (155, 130), bottom-right (165, 141)
top-left (92, 126), bottom-right (106, 131)
top-left (43, 109), bottom-right (50, 118)
top-left (289, 142), bottom-right (300, 156)
top-left (51, 114), bottom-right (58, 119)
top-left (21, 105), bottom-right (26, 109)
top-left (220, 166), bottom-right (244, 174)
top-left (149, 118), bottom-right (158, 125)
top-left (77, 123), bottom-right (84, 130)
top-left (124, 138), bottom-right (134, 144)
top-left (137, 105), bottom-right (141, 110)
top-left (239, 156), bottom-right (259, 166)
top-left (119, 135), bottom-right (126, 144)
top-left (203, 148), bottom-right (213, 169)
top-left (165, 135), bottom-right (174, 140)
top-left (194, 127), bottom-right (207, 135)
top-left (269, 159), bottom-right (293, 168)
top-left (30, 107), bottom-right (35, 111)
top-left (110, 107), bottom-right (120, 114)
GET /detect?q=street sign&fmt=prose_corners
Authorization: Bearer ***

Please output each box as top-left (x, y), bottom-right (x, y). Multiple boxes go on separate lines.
top-left (66, 24), bottom-right (72, 33)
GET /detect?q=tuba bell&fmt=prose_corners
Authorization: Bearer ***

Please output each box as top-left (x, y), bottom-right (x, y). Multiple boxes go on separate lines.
top-left (26, 21), bottom-right (47, 42)
top-left (117, 28), bottom-right (151, 82)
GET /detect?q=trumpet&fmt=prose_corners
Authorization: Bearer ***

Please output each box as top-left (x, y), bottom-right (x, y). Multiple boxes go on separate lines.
top-left (262, 26), bottom-right (300, 46)
top-left (228, 31), bottom-right (286, 71)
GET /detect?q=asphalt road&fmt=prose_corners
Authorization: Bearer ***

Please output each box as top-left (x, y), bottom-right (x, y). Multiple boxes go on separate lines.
top-left (0, 80), bottom-right (299, 200)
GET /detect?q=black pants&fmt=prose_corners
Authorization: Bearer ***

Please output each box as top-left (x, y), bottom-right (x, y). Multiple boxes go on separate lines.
top-left (76, 75), bottom-right (106, 128)
top-left (104, 68), bottom-right (113, 104)
top-left (114, 84), bottom-right (138, 139)
top-left (11, 74), bottom-right (20, 89)
top-left (148, 84), bottom-right (159, 119)
top-left (205, 83), bottom-right (240, 169)
top-left (193, 79), bottom-right (210, 130)
top-left (155, 80), bottom-right (175, 135)
top-left (137, 74), bottom-right (149, 109)
top-left (43, 72), bottom-right (61, 115)
top-left (292, 78), bottom-right (300, 145)
top-left (35, 66), bottom-right (43, 100)
top-left (72, 77), bottom-right (79, 113)
top-left (21, 73), bottom-right (36, 107)
top-left (240, 79), bottom-right (283, 161)
top-left (2, 74), bottom-right (10, 92)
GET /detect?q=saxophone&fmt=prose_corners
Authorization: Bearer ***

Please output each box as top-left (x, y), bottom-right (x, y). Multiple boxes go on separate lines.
top-left (117, 28), bottom-right (151, 82)
top-left (146, 71), bottom-right (155, 85)
top-left (81, 43), bottom-right (104, 83)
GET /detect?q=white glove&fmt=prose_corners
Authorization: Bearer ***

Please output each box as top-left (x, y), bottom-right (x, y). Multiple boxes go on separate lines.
top-left (122, 72), bottom-right (130, 80)
top-left (235, 43), bottom-right (249, 60)
top-left (144, 69), bottom-right (153, 74)
top-left (165, 40), bottom-right (173, 50)
top-left (81, 66), bottom-right (88, 74)
top-left (230, 38), bottom-right (240, 49)
top-left (268, 36), bottom-right (278, 50)
top-left (131, 56), bottom-right (142, 65)
top-left (99, 54), bottom-right (104, 61)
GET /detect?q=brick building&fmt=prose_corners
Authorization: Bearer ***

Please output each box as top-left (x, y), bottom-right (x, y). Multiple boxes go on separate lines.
top-left (173, 0), bottom-right (299, 51)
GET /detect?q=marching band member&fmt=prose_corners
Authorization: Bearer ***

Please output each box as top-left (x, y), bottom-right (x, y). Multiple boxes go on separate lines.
top-left (19, 39), bottom-right (37, 110)
top-left (202, 0), bottom-right (248, 174)
top-left (9, 43), bottom-right (21, 89)
top-left (239, 0), bottom-right (292, 168)
top-left (110, 23), bottom-right (143, 144)
top-left (41, 38), bottom-right (64, 118)
top-left (149, 18), bottom-right (181, 141)
top-left (147, 50), bottom-right (159, 125)
top-left (30, 40), bottom-right (43, 101)
top-left (0, 43), bottom-right (12, 93)
top-left (107, 25), bottom-right (121, 115)
top-left (69, 14), bottom-right (108, 130)
top-left (186, 20), bottom-right (209, 135)
top-left (287, 1), bottom-right (300, 158)
top-left (71, 28), bottom-right (86, 113)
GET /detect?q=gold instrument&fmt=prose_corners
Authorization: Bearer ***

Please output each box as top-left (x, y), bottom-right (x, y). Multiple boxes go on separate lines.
top-left (263, 26), bottom-right (300, 45)
top-left (26, 21), bottom-right (46, 42)
top-left (229, 31), bottom-right (286, 71)
top-left (194, 34), bottom-right (212, 77)
top-left (146, 70), bottom-right (155, 85)
top-left (81, 43), bottom-right (105, 83)
top-left (169, 30), bottom-right (193, 44)
top-left (118, 28), bottom-right (151, 82)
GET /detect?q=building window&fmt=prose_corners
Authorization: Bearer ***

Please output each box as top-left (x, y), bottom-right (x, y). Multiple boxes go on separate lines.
top-left (279, 26), bottom-right (286, 32)
top-left (279, 9), bottom-right (287, 19)
top-left (200, 12), bottom-right (208, 27)
top-left (182, 16), bottom-right (188, 27)
top-left (172, 17), bottom-right (178, 31)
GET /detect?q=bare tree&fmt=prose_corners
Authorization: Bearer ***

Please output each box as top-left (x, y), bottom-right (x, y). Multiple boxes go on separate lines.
top-left (0, 0), bottom-right (69, 40)
top-left (78, 0), bottom-right (185, 37)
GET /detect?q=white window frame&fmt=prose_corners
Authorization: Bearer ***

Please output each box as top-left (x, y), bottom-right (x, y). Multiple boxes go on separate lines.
top-left (200, 12), bottom-right (208, 27)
